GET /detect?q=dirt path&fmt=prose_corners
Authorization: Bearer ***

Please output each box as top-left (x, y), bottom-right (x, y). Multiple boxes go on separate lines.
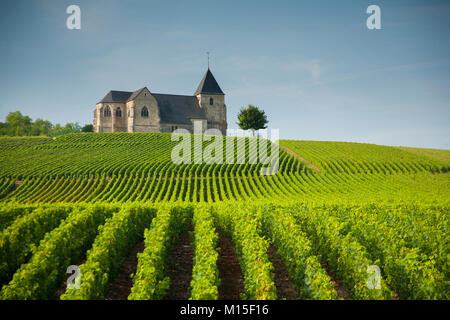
top-left (105, 240), bottom-right (145, 300)
top-left (13, 180), bottom-right (22, 190)
top-left (320, 261), bottom-right (351, 300)
top-left (267, 245), bottom-right (301, 300)
top-left (217, 232), bottom-right (245, 300)
top-left (163, 232), bottom-right (194, 300)
top-left (280, 145), bottom-right (320, 172)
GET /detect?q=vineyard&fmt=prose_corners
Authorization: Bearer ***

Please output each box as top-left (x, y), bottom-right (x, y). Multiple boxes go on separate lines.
top-left (0, 133), bottom-right (448, 300)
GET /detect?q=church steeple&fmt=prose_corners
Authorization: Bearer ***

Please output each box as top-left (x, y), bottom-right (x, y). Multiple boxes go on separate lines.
top-left (194, 68), bottom-right (224, 96)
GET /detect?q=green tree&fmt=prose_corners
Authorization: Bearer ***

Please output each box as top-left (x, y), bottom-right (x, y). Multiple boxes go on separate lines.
top-left (81, 124), bottom-right (94, 132)
top-left (0, 111), bottom-right (86, 137)
top-left (237, 105), bottom-right (268, 136)
top-left (64, 122), bottom-right (82, 132)
top-left (50, 122), bottom-right (82, 137)
top-left (5, 111), bottom-right (32, 136)
top-left (0, 122), bottom-right (7, 135)
top-left (31, 119), bottom-right (53, 136)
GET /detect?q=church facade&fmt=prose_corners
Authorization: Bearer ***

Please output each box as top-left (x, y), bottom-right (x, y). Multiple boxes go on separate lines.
top-left (93, 68), bottom-right (227, 134)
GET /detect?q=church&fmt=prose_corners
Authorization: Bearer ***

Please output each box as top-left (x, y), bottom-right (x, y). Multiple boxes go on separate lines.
top-left (93, 68), bottom-right (227, 134)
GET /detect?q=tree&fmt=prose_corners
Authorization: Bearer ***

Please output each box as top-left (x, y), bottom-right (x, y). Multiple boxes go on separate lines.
top-left (5, 111), bottom-right (32, 136)
top-left (81, 124), bottom-right (94, 132)
top-left (64, 122), bottom-right (82, 132)
top-left (0, 111), bottom-right (87, 137)
top-left (49, 122), bottom-right (82, 137)
top-left (31, 119), bottom-right (53, 136)
top-left (0, 122), bottom-right (7, 135)
top-left (237, 105), bottom-right (268, 136)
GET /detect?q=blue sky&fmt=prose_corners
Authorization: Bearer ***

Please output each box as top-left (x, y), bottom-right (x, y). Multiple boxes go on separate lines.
top-left (0, 0), bottom-right (449, 149)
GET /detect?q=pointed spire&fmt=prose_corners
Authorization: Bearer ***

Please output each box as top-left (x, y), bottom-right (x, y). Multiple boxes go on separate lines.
top-left (195, 68), bottom-right (224, 95)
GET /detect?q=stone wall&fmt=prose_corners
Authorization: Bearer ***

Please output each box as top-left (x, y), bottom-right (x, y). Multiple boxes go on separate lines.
top-left (160, 123), bottom-right (193, 133)
top-left (131, 88), bottom-right (160, 132)
top-left (94, 102), bottom-right (127, 133)
top-left (196, 94), bottom-right (227, 134)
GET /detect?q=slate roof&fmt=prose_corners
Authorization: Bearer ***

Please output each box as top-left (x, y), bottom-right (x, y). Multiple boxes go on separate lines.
top-left (194, 68), bottom-right (224, 95)
top-left (127, 88), bottom-right (146, 101)
top-left (99, 90), bottom-right (133, 103)
top-left (98, 89), bottom-right (206, 124)
top-left (153, 93), bottom-right (206, 124)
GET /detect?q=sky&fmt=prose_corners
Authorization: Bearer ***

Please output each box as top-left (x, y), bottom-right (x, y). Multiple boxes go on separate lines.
top-left (0, 0), bottom-right (449, 149)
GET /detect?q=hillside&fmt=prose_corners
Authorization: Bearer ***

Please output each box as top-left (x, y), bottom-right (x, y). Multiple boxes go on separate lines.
top-left (0, 133), bottom-right (448, 301)
top-left (397, 146), bottom-right (450, 164)
top-left (0, 133), bottom-right (290, 178)
top-left (0, 133), bottom-right (448, 204)
top-left (280, 140), bottom-right (449, 173)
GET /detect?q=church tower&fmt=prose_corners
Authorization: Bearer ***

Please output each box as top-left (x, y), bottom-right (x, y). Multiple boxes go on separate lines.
top-left (195, 68), bottom-right (227, 134)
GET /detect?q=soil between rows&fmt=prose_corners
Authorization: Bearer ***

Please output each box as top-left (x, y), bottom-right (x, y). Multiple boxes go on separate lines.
top-left (163, 231), bottom-right (194, 300)
top-left (320, 261), bottom-right (351, 300)
top-left (105, 240), bottom-right (145, 300)
top-left (52, 231), bottom-right (349, 301)
top-left (217, 232), bottom-right (245, 300)
top-left (267, 245), bottom-right (301, 300)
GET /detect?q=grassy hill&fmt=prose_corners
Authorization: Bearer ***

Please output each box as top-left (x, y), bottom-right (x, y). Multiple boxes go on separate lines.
top-left (0, 133), bottom-right (448, 204)
top-left (397, 146), bottom-right (450, 164)
top-left (280, 140), bottom-right (449, 173)
top-left (0, 133), bottom-right (292, 178)
top-left (0, 133), bottom-right (448, 300)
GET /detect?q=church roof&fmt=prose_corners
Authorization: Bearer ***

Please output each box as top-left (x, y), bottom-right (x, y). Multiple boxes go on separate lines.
top-left (194, 68), bottom-right (224, 95)
top-left (99, 89), bottom-right (206, 124)
top-left (153, 93), bottom-right (206, 124)
top-left (127, 88), bottom-right (146, 101)
top-left (98, 88), bottom-right (147, 103)
top-left (99, 90), bottom-right (133, 103)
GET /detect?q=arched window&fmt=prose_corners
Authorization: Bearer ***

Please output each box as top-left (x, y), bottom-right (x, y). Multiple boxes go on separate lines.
top-left (209, 97), bottom-right (214, 105)
top-left (141, 106), bottom-right (149, 118)
top-left (103, 105), bottom-right (111, 117)
top-left (115, 107), bottom-right (122, 117)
